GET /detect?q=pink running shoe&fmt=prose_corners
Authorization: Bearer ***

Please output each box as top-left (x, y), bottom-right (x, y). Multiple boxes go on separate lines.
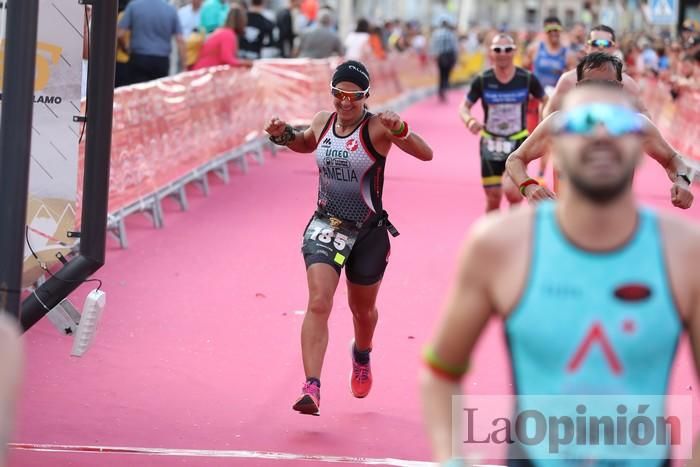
top-left (292, 382), bottom-right (320, 415)
top-left (349, 340), bottom-right (372, 398)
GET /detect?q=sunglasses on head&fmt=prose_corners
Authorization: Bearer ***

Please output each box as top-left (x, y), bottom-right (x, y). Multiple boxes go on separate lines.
top-left (491, 45), bottom-right (515, 54)
top-left (544, 25), bottom-right (562, 33)
top-left (576, 79), bottom-right (623, 89)
top-left (553, 103), bottom-right (647, 137)
top-left (330, 85), bottom-right (370, 102)
top-left (587, 39), bottom-right (615, 48)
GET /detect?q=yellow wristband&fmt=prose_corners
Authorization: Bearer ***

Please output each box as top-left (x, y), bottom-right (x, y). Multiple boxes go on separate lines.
top-left (423, 345), bottom-right (469, 380)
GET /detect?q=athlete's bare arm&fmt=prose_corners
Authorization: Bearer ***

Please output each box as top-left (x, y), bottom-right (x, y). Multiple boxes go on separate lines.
top-left (542, 70), bottom-right (576, 117)
top-left (505, 114), bottom-right (557, 201)
top-left (534, 94), bottom-right (552, 176)
top-left (640, 116), bottom-right (694, 209)
top-left (663, 216), bottom-right (700, 467)
top-left (420, 218), bottom-right (501, 463)
top-left (0, 315), bottom-right (22, 467)
top-left (421, 210), bottom-right (531, 463)
top-left (522, 42), bottom-right (537, 69)
top-left (566, 50), bottom-right (579, 70)
top-left (264, 111), bottom-right (332, 154)
top-left (507, 109), bottom-right (694, 208)
top-left (458, 100), bottom-right (483, 135)
top-left (621, 74), bottom-right (651, 117)
top-left (368, 112), bottom-right (433, 161)
top-left (534, 94), bottom-right (550, 122)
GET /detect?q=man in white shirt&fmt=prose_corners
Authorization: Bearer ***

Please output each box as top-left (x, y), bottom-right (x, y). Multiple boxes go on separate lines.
top-left (178, 0), bottom-right (204, 37)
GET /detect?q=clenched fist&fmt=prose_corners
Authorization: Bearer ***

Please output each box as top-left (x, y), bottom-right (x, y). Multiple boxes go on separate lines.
top-left (378, 111), bottom-right (403, 133)
top-left (466, 118), bottom-right (484, 135)
top-left (265, 117), bottom-right (288, 138)
top-left (671, 182), bottom-right (694, 209)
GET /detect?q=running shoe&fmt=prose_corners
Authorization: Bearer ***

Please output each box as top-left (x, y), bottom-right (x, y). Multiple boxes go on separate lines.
top-left (292, 381), bottom-right (320, 415)
top-left (349, 339), bottom-right (372, 398)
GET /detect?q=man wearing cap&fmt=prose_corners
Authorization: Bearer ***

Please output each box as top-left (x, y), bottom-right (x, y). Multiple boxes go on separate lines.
top-left (525, 17), bottom-right (569, 96)
top-left (522, 16), bottom-right (570, 178)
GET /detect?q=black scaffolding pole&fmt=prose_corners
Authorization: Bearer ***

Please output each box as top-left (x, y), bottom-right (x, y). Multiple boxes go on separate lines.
top-left (0, 0), bottom-right (40, 319)
top-left (21, 0), bottom-right (118, 332)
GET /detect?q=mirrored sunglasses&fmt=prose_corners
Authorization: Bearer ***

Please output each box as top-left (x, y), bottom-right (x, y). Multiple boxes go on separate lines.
top-left (330, 86), bottom-right (370, 102)
top-left (553, 103), bottom-right (647, 137)
top-left (587, 39), bottom-right (615, 48)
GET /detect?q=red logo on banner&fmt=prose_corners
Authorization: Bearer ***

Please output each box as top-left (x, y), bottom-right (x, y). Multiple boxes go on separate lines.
top-left (346, 139), bottom-right (359, 152)
top-left (567, 322), bottom-right (623, 375)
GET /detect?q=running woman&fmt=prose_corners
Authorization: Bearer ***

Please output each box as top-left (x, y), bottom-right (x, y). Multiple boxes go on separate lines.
top-left (422, 83), bottom-right (700, 466)
top-left (505, 53), bottom-right (694, 209)
top-left (460, 33), bottom-right (547, 212)
top-left (265, 60), bottom-right (433, 416)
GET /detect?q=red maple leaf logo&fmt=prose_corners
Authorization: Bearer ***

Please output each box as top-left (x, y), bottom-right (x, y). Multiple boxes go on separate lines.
top-left (346, 139), bottom-right (359, 152)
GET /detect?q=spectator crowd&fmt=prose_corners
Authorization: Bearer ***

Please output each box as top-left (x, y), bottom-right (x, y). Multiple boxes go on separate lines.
top-left (113, 0), bottom-right (433, 87)
top-left (110, 0), bottom-right (700, 106)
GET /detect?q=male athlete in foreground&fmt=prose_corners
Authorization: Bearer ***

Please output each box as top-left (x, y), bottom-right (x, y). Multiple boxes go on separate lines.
top-left (422, 84), bottom-right (700, 466)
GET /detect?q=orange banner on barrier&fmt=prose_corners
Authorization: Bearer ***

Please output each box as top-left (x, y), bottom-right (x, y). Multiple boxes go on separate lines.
top-left (77, 54), bottom-right (437, 219)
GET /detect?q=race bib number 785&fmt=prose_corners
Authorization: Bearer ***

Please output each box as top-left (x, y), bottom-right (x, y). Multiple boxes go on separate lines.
top-left (302, 215), bottom-right (359, 266)
top-left (309, 227), bottom-right (349, 251)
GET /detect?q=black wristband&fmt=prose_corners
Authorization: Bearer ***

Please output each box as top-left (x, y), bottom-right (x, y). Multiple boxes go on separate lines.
top-left (677, 173), bottom-right (692, 186)
top-left (269, 125), bottom-right (296, 146)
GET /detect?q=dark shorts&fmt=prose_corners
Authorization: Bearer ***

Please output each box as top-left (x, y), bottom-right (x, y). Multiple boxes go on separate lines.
top-left (480, 136), bottom-right (525, 187)
top-left (301, 211), bottom-right (391, 285)
top-left (481, 158), bottom-right (508, 187)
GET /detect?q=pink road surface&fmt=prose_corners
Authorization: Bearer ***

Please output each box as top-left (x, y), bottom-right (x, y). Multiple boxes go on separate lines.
top-left (9, 90), bottom-right (700, 467)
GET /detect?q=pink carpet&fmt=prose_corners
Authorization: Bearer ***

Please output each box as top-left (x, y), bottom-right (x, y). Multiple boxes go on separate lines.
top-left (9, 90), bottom-right (700, 466)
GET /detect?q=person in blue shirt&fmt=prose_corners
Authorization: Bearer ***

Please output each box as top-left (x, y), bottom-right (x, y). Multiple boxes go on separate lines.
top-left (117, 0), bottom-right (186, 84)
top-left (525, 17), bottom-right (569, 94)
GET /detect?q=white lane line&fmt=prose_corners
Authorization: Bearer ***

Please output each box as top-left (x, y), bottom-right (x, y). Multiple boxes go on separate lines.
top-left (8, 443), bottom-right (435, 466)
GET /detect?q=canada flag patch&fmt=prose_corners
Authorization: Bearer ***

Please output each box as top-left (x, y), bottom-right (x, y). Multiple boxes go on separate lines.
top-left (614, 283), bottom-right (652, 302)
top-left (346, 139), bottom-right (359, 152)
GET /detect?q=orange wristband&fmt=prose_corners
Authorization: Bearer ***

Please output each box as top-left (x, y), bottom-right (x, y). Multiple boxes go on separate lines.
top-left (519, 178), bottom-right (539, 196)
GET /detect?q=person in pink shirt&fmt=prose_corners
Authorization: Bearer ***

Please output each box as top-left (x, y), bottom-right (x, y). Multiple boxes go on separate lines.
top-left (192, 4), bottom-right (252, 70)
